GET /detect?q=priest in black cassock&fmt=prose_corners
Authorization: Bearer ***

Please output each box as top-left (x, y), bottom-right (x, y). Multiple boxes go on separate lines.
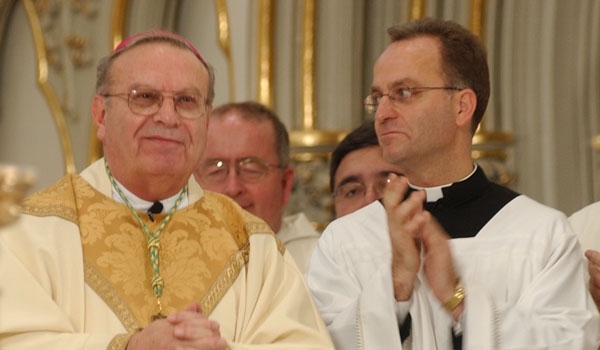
top-left (307, 17), bottom-right (600, 349)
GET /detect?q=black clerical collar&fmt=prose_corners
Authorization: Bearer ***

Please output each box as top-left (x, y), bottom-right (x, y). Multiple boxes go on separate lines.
top-left (147, 201), bottom-right (163, 222)
top-left (394, 165), bottom-right (518, 239)
top-left (405, 165), bottom-right (485, 206)
top-left (421, 166), bottom-right (488, 207)
top-left (437, 166), bottom-right (489, 205)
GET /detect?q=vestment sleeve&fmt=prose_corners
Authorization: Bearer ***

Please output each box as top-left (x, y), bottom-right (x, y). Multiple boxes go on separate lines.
top-left (211, 233), bottom-right (334, 349)
top-left (306, 224), bottom-right (405, 349)
top-left (0, 217), bottom-right (127, 349)
top-left (460, 214), bottom-right (600, 349)
top-left (569, 201), bottom-right (600, 252)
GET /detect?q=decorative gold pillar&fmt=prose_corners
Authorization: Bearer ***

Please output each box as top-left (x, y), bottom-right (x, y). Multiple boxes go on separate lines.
top-left (594, 135), bottom-right (600, 151)
top-left (409, 0), bottom-right (426, 20)
top-left (284, 0), bottom-right (347, 227)
top-left (256, 0), bottom-right (274, 107)
top-left (88, 0), bottom-right (129, 164)
top-left (289, 0), bottom-right (345, 158)
top-left (470, 0), bottom-right (514, 185)
top-left (300, 0), bottom-right (316, 131)
top-left (470, 0), bottom-right (485, 38)
top-left (109, 0), bottom-right (128, 50)
top-left (215, 0), bottom-right (235, 101)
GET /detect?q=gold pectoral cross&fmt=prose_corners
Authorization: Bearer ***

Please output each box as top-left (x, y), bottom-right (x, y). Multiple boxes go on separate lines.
top-left (151, 312), bottom-right (166, 321)
top-left (151, 297), bottom-right (166, 321)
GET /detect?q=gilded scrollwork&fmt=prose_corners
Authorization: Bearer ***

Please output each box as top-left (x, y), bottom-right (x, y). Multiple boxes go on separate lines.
top-left (19, 0), bottom-right (100, 174)
top-left (69, 0), bottom-right (100, 18)
top-left (23, 0), bottom-right (76, 173)
top-left (66, 34), bottom-right (91, 67)
top-left (33, 0), bottom-right (97, 69)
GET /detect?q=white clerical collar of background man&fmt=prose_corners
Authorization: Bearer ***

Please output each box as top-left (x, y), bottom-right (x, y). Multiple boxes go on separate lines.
top-left (408, 164), bottom-right (478, 203)
top-left (110, 178), bottom-right (190, 212)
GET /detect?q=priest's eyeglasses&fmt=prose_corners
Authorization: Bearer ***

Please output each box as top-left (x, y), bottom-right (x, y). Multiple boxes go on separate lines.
top-left (364, 86), bottom-right (461, 114)
top-left (102, 89), bottom-right (207, 119)
top-left (198, 157), bottom-right (282, 185)
top-left (333, 178), bottom-right (389, 202)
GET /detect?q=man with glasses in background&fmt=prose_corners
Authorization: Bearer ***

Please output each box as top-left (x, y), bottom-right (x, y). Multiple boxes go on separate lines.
top-left (330, 119), bottom-right (403, 218)
top-left (307, 18), bottom-right (599, 349)
top-left (194, 101), bottom-right (320, 274)
top-left (0, 30), bottom-right (333, 349)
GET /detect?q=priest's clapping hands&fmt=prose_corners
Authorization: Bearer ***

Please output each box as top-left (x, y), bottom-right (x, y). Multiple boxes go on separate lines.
top-left (585, 249), bottom-right (600, 311)
top-left (383, 173), bottom-right (463, 321)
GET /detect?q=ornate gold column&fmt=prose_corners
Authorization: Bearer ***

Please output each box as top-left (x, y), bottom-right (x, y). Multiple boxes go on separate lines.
top-left (470, 0), bottom-right (514, 185)
top-left (88, 0), bottom-right (130, 164)
top-left (215, 0), bottom-right (235, 101)
top-left (256, 0), bottom-right (274, 106)
top-left (289, 0), bottom-right (345, 159)
top-left (254, 0), bottom-right (347, 226)
top-left (284, 0), bottom-right (347, 227)
top-left (109, 0), bottom-right (128, 50)
top-left (409, 0), bottom-right (426, 20)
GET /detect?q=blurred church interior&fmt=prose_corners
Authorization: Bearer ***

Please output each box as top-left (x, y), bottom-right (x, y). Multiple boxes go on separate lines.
top-left (0, 0), bottom-right (598, 227)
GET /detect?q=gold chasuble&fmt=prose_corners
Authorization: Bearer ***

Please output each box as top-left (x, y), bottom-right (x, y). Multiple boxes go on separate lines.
top-left (22, 174), bottom-right (277, 332)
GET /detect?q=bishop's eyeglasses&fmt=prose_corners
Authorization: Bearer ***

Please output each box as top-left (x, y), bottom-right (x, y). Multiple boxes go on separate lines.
top-left (101, 88), bottom-right (208, 119)
top-left (363, 86), bottom-right (461, 114)
top-left (198, 157), bottom-right (283, 185)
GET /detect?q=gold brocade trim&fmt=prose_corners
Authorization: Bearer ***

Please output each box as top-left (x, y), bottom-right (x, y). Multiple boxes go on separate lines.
top-left (21, 175), bottom-right (278, 332)
top-left (79, 189), bottom-right (255, 327)
top-left (200, 243), bottom-right (250, 316)
top-left (107, 333), bottom-right (131, 350)
top-left (243, 221), bottom-right (285, 255)
top-left (243, 221), bottom-right (271, 236)
top-left (85, 262), bottom-right (141, 333)
top-left (21, 174), bottom-right (79, 223)
top-left (274, 234), bottom-right (285, 255)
